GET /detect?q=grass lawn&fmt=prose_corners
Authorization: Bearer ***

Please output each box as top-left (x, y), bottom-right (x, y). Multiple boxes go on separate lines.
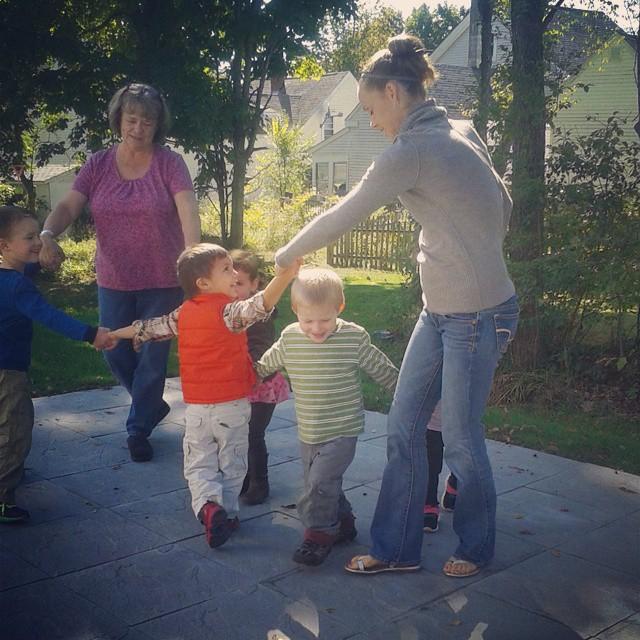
top-left (31, 270), bottom-right (640, 474)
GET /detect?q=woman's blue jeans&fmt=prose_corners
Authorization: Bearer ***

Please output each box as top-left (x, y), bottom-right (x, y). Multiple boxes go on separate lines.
top-left (370, 295), bottom-right (519, 567)
top-left (98, 286), bottom-right (183, 438)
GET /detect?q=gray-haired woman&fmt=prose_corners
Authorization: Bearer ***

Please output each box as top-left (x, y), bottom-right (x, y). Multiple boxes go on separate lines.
top-left (274, 34), bottom-right (519, 578)
top-left (39, 83), bottom-right (200, 462)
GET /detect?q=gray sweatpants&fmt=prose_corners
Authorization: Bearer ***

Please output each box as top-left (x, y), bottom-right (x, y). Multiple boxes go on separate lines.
top-left (297, 436), bottom-right (357, 536)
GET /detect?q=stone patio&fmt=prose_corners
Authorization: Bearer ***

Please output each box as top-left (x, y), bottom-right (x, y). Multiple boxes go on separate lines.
top-left (1, 378), bottom-right (639, 639)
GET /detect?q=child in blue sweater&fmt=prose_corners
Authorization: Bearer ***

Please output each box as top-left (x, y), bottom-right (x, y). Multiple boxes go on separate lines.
top-left (0, 206), bottom-right (112, 523)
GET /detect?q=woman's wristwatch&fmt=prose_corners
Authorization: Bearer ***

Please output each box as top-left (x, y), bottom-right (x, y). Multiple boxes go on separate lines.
top-left (39, 230), bottom-right (55, 239)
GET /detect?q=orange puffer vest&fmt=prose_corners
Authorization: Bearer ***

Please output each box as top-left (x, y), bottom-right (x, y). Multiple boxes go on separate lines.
top-left (178, 294), bottom-right (256, 404)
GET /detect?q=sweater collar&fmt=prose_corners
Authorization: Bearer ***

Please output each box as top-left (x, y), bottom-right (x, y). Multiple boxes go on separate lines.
top-left (397, 99), bottom-right (448, 138)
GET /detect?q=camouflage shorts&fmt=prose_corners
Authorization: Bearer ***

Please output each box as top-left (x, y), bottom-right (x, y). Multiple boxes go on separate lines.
top-left (0, 370), bottom-right (34, 503)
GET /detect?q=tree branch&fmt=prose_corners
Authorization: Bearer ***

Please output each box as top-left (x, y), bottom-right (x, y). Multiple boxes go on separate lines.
top-left (542, 0), bottom-right (565, 29)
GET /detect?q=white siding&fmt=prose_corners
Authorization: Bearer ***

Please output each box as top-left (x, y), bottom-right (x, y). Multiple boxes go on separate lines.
top-left (301, 73), bottom-right (359, 143)
top-left (312, 106), bottom-right (391, 192)
top-left (436, 30), bottom-right (470, 66)
top-left (552, 36), bottom-right (638, 142)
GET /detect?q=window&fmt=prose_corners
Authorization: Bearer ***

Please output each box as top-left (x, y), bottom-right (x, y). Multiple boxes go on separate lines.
top-left (316, 162), bottom-right (329, 195)
top-left (332, 162), bottom-right (347, 196)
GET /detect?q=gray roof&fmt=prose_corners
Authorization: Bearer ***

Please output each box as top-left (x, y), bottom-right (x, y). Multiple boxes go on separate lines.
top-left (32, 164), bottom-right (75, 182)
top-left (429, 65), bottom-right (478, 118)
top-left (261, 71), bottom-right (351, 125)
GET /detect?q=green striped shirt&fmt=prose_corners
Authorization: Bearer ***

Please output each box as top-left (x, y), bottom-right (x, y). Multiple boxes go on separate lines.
top-left (256, 319), bottom-right (398, 444)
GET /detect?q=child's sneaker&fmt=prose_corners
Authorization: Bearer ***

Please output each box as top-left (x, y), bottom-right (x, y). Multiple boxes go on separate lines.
top-left (423, 504), bottom-right (439, 532)
top-left (0, 503), bottom-right (30, 523)
top-left (199, 502), bottom-right (232, 548)
top-left (293, 530), bottom-right (336, 566)
top-left (441, 477), bottom-right (457, 512)
top-left (292, 539), bottom-right (333, 566)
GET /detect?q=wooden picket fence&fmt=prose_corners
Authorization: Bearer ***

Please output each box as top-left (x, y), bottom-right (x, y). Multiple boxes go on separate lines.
top-left (327, 208), bottom-right (417, 271)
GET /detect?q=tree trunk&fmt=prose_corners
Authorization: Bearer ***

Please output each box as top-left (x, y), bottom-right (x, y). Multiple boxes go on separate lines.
top-left (20, 173), bottom-right (36, 214)
top-left (475, 0), bottom-right (494, 141)
top-left (230, 143), bottom-right (247, 248)
top-left (509, 0), bottom-right (547, 369)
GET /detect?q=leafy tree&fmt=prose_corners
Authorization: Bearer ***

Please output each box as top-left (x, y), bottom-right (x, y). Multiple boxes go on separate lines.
top-left (0, 0), bottom-right (357, 247)
top-left (255, 117), bottom-right (312, 202)
top-left (312, 1), bottom-right (404, 77)
top-left (186, 0), bottom-right (357, 247)
top-left (0, 1), bottom-right (92, 210)
top-left (544, 116), bottom-right (640, 387)
top-left (405, 2), bottom-right (468, 51)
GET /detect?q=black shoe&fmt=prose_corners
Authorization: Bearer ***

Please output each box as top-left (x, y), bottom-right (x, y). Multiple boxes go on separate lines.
top-left (423, 505), bottom-right (439, 533)
top-left (127, 435), bottom-right (153, 462)
top-left (0, 503), bottom-right (30, 523)
top-left (292, 539), bottom-right (332, 566)
top-left (240, 479), bottom-right (269, 505)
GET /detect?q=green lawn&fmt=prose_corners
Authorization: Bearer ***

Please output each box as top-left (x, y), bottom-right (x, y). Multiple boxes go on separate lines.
top-left (30, 269), bottom-right (640, 474)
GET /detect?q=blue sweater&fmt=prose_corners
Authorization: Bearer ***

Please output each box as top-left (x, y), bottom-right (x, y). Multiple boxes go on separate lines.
top-left (0, 266), bottom-right (96, 372)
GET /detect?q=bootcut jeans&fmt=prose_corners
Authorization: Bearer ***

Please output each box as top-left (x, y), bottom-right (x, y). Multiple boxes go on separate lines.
top-left (369, 295), bottom-right (519, 567)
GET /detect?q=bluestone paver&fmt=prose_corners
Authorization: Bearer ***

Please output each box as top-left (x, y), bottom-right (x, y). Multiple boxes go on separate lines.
top-left (0, 378), bottom-right (637, 640)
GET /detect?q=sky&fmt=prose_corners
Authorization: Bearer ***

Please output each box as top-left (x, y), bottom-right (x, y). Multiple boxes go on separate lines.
top-left (363, 0), bottom-right (635, 31)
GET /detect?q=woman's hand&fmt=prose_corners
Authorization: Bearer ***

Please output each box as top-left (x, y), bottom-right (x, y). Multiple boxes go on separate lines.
top-left (275, 257), bottom-right (303, 279)
top-left (38, 236), bottom-right (66, 271)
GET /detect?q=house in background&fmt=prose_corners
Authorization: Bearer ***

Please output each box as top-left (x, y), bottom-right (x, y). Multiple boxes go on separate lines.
top-left (32, 165), bottom-right (77, 215)
top-left (260, 71), bottom-right (358, 145)
top-left (310, 65), bottom-right (478, 195)
top-left (553, 33), bottom-right (638, 141)
top-left (309, 6), bottom-right (632, 197)
top-left (431, 5), bottom-right (634, 142)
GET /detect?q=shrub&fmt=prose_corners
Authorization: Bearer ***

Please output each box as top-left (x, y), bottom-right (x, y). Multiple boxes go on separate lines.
top-left (57, 237), bottom-right (96, 285)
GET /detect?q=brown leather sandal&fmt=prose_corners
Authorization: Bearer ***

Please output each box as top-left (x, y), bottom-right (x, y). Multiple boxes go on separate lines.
top-left (442, 556), bottom-right (481, 578)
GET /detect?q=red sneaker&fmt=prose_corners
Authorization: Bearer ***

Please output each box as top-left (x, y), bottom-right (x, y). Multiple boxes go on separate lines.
top-left (199, 502), bottom-right (231, 548)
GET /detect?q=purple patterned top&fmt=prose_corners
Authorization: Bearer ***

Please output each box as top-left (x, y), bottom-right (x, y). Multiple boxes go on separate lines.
top-left (73, 145), bottom-right (193, 290)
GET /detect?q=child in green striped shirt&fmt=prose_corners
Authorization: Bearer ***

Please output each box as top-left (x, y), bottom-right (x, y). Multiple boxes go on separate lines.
top-left (256, 267), bottom-right (398, 566)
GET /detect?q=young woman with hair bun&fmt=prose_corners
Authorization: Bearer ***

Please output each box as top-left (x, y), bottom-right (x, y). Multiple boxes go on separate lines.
top-left (274, 33), bottom-right (519, 578)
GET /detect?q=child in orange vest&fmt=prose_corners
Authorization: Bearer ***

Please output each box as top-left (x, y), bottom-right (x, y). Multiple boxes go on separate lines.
top-left (111, 244), bottom-right (300, 548)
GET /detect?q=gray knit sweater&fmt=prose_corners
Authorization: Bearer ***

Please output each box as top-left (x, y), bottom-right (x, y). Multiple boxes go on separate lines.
top-left (275, 101), bottom-right (515, 314)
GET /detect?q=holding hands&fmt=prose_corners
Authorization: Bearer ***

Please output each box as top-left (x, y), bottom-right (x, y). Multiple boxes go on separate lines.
top-left (93, 327), bottom-right (119, 351)
top-left (38, 234), bottom-right (66, 271)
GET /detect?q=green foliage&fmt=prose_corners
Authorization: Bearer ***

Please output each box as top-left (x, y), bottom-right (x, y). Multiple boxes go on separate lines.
top-left (256, 117), bottom-right (313, 201)
top-left (311, 1), bottom-right (404, 76)
top-left (543, 116), bottom-right (640, 358)
top-left (292, 56), bottom-right (325, 80)
top-left (0, 181), bottom-right (18, 206)
top-left (405, 2), bottom-right (468, 51)
top-left (56, 237), bottom-right (96, 285)
top-left (244, 192), bottom-right (328, 251)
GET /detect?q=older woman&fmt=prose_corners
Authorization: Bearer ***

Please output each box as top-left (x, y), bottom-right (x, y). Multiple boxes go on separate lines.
top-left (39, 83), bottom-right (200, 462)
top-left (275, 35), bottom-right (519, 578)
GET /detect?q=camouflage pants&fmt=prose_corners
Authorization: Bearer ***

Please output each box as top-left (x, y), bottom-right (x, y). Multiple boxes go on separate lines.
top-left (0, 370), bottom-right (34, 503)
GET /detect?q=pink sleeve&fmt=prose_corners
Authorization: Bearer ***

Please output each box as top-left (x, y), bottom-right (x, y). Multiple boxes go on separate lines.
top-left (72, 154), bottom-right (97, 197)
top-left (166, 151), bottom-right (194, 196)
